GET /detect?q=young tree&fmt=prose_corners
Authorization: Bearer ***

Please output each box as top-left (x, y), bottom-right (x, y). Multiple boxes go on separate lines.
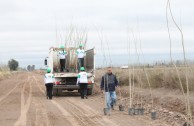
top-left (8, 59), bottom-right (19, 71)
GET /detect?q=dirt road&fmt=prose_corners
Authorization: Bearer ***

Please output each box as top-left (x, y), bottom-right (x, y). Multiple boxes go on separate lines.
top-left (0, 72), bottom-right (171, 126)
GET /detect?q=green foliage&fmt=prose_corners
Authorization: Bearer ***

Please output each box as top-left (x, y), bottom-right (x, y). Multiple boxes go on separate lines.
top-left (8, 59), bottom-right (19, 71)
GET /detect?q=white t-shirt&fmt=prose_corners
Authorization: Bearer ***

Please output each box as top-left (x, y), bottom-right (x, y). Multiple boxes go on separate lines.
top-left (76, 49), bottom-right (85, 58)
top-left (58, 50), bottom-right (67, 59)
top-left (44, 73), bottom-right (55, 84)
top-left (77, 72), bottom-right (88, 84)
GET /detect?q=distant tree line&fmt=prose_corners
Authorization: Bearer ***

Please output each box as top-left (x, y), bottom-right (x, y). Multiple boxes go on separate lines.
top-left (126, 59), bottom-right (194, 69)
top-left (27, 65), bottom-right (35, 71)
top-left (154, 59), bottom-right (194, 67)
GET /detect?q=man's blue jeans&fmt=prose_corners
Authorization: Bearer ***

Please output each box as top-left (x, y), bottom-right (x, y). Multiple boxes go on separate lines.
top-left (105, 91), bottom-right (117, 109)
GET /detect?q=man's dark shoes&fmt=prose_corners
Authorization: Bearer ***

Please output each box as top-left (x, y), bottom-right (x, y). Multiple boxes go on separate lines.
top-left (111, 105), bottom-right (114, 110)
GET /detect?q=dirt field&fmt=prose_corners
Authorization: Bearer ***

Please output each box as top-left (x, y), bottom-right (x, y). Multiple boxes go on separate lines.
top-left (0, 71), bottom-right (175, 126)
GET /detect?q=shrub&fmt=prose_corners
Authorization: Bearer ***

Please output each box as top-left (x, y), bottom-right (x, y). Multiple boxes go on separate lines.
top-left (8, 59), bottom-right (19, 71)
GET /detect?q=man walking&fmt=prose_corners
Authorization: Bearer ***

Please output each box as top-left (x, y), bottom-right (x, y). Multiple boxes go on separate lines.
top-left (77, 67), bottom-right (88, 99)
top-left (101, 67), bottom-right (119, 110)
top-left (44, 68), bottom-right (55, 100)
top-left (76, 44), bottom-right (85, 70)
top-left (58, 45), bottom-right (68, 72)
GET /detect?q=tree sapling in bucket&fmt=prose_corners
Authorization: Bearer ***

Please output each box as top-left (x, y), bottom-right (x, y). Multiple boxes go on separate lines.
top-left (151, 110), bottom-right (157, 120)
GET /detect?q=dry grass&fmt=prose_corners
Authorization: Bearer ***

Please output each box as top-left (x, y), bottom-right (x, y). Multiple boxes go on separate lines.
top-left (0, 65), bottom-right (11, 80)
top-left (94, 67), bottom-right (194, 124)
top-left (95, 66), bottom-right (194, 92)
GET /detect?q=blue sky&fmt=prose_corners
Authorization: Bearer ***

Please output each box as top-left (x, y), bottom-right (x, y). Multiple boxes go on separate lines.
top-left (0, 0), bottom-right (193, 68)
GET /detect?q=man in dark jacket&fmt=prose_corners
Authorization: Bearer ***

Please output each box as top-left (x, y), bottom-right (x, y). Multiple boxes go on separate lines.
top-left (101, 67), bottom-right (118, 110)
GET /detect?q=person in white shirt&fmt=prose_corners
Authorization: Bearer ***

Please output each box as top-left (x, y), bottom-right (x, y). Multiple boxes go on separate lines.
top-left (76, 44), bottom-right (85, 71)
top-left (44, 68), bottom-right (55, 100)
top-left (58, 45), bottom-right (68, 72)
top-left (77, 67), bottom-right (88, 99)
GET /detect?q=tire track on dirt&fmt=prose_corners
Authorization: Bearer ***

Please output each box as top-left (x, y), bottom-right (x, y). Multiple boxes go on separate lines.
top-left (0, 74), bottom-right (24, 104)
top-left (0, 73), bottom-right (27, 126)
top-left (33, 76), bottom-right (80, 126)
top-left (89, 96), bottom-right (104, 105)
top-left (34, 75), bottom-right (89, 126)
top-left (35, 74), bottom-right (117, 126)
top-left (14, 76), bottom-right (33, 126)
top-left (31, 76), bottom-right (51, 126)
top-left (57, 97), bottom-right (118, 126)
top-left (0, 82), bottom-right (21, 103)
top-left (56, 98), bottom-right (92, 126)
top-left (51, 100), bottom-right (80, 126)
top-left (65, 98), bottom-right (118, 126)
top-left (33, 76), bottom-right (76, 126)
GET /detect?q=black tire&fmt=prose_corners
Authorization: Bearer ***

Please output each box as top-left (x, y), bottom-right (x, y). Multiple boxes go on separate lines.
top-left (87, 89), bottom-right (93, 95)
top-left (67, 89), bottom-right (74, 92)
top-left (53, 88), bottom-right (57, 96)
top-left (57, 89), bottom-right (63, 96)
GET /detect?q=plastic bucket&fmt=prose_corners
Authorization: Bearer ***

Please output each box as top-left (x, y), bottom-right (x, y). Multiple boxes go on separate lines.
top-left (134, 109), bottom-right (139, 115)
top-left (139, 108), bottom-right (145, 115)
top-left (128, 108), bottom-right (135, 115)
top-left (151, 111), bottom-right (157, 120)
top-left (104, 108), bottom-right (110, 115)
top-left (183, 122), bottom-right (191, 126)
top-left (119, 105), bottom-right (125, 111)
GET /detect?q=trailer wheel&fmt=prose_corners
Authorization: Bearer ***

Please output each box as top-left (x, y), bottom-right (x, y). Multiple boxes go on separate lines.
top-left (87, 89), bottom-right (93, 95)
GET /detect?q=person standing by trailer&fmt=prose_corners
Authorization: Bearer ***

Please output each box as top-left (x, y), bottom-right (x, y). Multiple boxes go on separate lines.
top-left (76, 44), bottom-right (85, 70)
top-left (77, 67), bottom-right (88, 99)
top-left (44, 68), bottom-right (55, 100)
top-left (101, 67), bottom-right (119, 110)
top-left (58, 45), bottom-right (68, 72)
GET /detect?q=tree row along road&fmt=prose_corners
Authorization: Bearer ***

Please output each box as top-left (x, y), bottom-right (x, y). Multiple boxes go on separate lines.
top-left (0, 72), bottom-right (170, 126)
